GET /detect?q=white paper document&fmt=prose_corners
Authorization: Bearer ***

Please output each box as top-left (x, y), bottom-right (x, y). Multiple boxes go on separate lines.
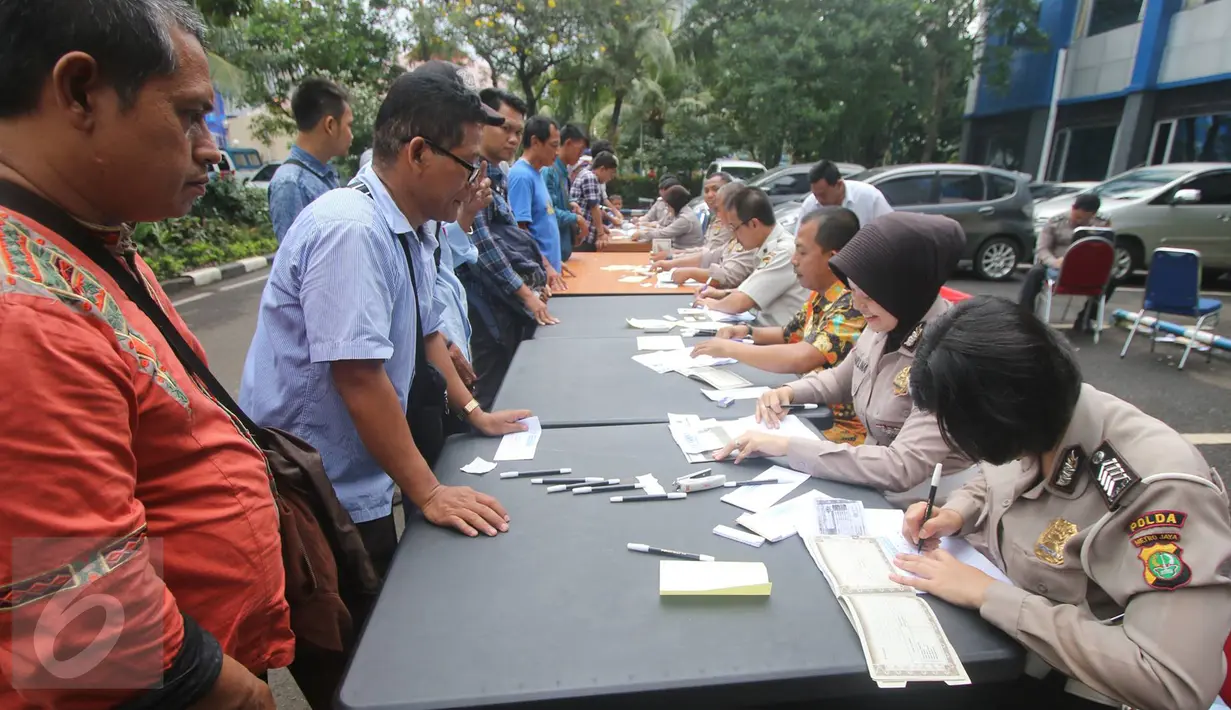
top-left (599, 264), bottom-right (648, 272)
top-left (701, 386), bottom-right (770, 401)
top-left (803, 534), bottom-right (971, 687)
top-left (631, 349), bottom-right (736, 374)
top-left (460, 457), bottom-right (497, 475)
top-left (638, 335), bottom-right (687, 351)
top-left (625, 318), bottom-right (676, 332)
top-left (618, 275), bottom-right (649, 283)
top-left (736, 490), bottom-right (830, 542)
top-left (720, 465), bottom-right (810, 513)
top-left (861, 509), bottom-right (1013, 588)
top-left (816, 499), bottom-right (867, 536)
top-left (636, 473), bottom-right (666, 495)
top-left (659, 561), bottom-right (772, 596)
top-left (493, 416), bottom-right (541, 461)
top-left (666, 414), bottom-right (818, 464)
top-left (703, 308), bottom-right (756, 323)
top-left (679, 366), bottom-right (752, 390)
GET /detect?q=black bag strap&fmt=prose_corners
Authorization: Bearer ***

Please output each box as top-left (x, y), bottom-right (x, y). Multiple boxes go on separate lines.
top-left (0, 180), bottom-right (268, 446)
top-left (282, 157), bottom-right (329, 182)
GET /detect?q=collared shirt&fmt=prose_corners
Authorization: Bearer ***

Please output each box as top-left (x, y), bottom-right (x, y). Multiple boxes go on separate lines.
top-left (1035, 213), bottom-right (1112, 268)
top-left (642, 197), bottom-right (675, 226)
top-left (698, 237), bottom-right (757, 288)
top-left (240, 164), bottom-right (442, 524)
top-left (433, 221), bottom-right (474, 360)
top-left (0, 207), bottom-right (294, 696)
top-left (467, 162), bottom-right (528, 298)
top-left (508, 159), bottom-right (562, 271)
top-left (268, 144), bottom-right (339, 243)
top-left (542, 157), bottom-right (578, 239)
top-left (641, 205), bottom-right (705, 249)
top-left (782, 282), bottom-right (867, 445)
top-left (945, 384), bottom-right (1231, 710)
top-left (569, 166), bottom-right (605, 244)
top-left (736, 225), bottom-right (810, 325)
top-left (798, 180), bottom-right (894, 229)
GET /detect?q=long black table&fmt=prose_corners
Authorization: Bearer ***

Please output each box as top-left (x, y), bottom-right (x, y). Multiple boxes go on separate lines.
top-left (493, 336), bottom-right (815, 428)
top-left (533, 295), bottom-right (694, 339)
top-left (337, 424), bottom-right (1025, 710)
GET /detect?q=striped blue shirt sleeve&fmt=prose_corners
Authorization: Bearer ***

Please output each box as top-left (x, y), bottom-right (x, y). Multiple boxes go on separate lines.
top-left (299, 213), bottom-right (397, 363)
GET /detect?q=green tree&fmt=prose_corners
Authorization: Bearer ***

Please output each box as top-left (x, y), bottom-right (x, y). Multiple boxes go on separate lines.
top-left (580, 0), bottom-right (677, 143)
top-left (219, 0), bottom-right (404, 148)
top-left (442, 0), bottom-right (594, 114)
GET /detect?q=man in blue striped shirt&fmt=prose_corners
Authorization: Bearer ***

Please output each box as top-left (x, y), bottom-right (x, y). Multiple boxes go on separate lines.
top-left (241, 66), bottom-right (532, 574)
top-left (267, 78), bottom-right (353, 242)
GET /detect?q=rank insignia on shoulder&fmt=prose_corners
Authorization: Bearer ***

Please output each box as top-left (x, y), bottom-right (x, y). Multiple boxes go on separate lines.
top-left (1088, 441), bottom-right (1139, 510)
top-left (903, 323), bottom-right (925, 351)
top-left (1051, 445), bottom-right (1085, 493)
top-left (892, 366), bottom-right (911, 397)
top-left (1137, 541), bottom-right (1192, 590)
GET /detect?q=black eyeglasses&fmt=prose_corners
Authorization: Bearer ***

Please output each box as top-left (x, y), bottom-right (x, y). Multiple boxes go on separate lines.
top-left (421, 137), bottom-right (481, 184)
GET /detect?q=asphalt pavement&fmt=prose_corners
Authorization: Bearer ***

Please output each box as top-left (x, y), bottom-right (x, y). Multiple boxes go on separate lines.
top-left (174, 265), bottom-right (1231, 709)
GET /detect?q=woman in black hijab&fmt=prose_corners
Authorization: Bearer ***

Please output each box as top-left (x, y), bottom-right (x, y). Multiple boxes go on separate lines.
top-left (717, 212), bottom-right (976, 506)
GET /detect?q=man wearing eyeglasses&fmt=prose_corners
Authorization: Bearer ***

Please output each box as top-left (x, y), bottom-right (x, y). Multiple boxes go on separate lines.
top-left (241, 65), bottom-right (534, 576)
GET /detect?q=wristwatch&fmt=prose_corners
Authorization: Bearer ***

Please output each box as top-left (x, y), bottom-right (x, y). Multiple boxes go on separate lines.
top-left (461, 399), bottom-right (481, 417)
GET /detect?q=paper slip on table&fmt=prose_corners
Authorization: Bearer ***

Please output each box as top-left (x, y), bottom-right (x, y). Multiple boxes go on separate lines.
top-left (532, 294), bottom-right (694, 339)
top-left (557, 251), bottom-right (698, 296)
top-left (492, 335), bottom-right (828, 428)
top-left (337, 424), bottom-right (1024, 710)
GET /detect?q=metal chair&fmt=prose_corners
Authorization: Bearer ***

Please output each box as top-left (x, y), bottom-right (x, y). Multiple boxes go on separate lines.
top-left (1038, 234), bottom-right (1116, 343)
top-left (1119, 248), bottom-right (1222, 370)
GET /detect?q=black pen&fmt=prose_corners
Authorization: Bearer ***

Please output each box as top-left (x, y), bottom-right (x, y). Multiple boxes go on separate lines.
top-left (627, 543), bottom-right (715, 562)
top-left (530, 477), bottom-right (604, 485)
top-left (782, 404), bottom-right (819, 411)
top-left (610, 493), bottom-right (688, 502)
top-left (574, 483), bottom-right (642, 494)
top-left (500, 468), bottom-right (573, 479)
top-left (548, 479), bottom-right (620, 493)
top-left (723, 479), bottom-right (786, 487)
top-left (917, 463), bottom-right (944, 553)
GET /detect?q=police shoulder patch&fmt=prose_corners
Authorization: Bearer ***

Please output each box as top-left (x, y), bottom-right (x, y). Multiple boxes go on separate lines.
top-left (1051, 445), bottom-right (1085, 493)
top-left (1137, 540), bottom-right (1192, 590)
top-left (1088, 441), bottom-right (1140, 510)
top-left (902, 322), bottom-right (925, 352)
top-left (1128, 510), bottom-right (1188, 534)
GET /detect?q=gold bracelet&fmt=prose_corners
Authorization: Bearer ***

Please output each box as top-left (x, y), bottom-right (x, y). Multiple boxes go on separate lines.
top-left (463, 399), bottom-right (481, 416)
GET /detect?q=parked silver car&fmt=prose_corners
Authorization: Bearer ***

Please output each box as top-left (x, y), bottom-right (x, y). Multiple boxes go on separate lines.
top-left (849, 164), bottom-right (1036, 280)
top-left (1032, 163), bottom-right (1231, 281)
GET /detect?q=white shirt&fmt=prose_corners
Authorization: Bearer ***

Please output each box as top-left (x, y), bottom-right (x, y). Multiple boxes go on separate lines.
top-left (798, 180), bottom-right (893, 230)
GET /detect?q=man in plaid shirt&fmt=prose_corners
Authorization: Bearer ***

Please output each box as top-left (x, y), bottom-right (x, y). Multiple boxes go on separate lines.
top-left (570, 151), bottom-right (619, 251)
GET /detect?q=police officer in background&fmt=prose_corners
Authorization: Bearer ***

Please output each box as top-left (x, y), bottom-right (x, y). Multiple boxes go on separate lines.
top-left (717, 213), bottom-right (976, 507)
top-left (895, 295), bottom-right (1231, 710)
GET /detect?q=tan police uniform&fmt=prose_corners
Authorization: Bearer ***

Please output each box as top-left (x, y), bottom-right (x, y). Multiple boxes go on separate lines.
top-left (943, 384), bottom-right (1231, 710)
top-left (1036, 213), bottom-right (1112, 268)
top-left (782, 295), bottom-right (974, 499)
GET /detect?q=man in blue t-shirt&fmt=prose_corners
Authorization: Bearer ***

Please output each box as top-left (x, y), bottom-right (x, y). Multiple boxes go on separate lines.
top-left (507, 116), bottom-right (566, 292)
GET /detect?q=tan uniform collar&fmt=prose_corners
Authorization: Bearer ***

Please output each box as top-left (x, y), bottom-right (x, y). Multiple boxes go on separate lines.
top-left (894, 295), bottom-right (950, 356)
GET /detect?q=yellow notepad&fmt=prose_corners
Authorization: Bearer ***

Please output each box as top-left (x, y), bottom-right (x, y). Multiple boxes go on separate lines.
top-left (659, 561), bottom-right (772, 596)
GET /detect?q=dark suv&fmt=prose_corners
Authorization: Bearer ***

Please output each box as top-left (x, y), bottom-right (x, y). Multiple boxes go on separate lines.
top-left (850, 164), bottom-right (1036, 281)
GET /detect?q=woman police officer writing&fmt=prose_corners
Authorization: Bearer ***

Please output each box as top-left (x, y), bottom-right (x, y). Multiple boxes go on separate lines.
top-left (717, 212), bottom-right (978, 506)
top-left (894, 296), bottom-right (1231, 710)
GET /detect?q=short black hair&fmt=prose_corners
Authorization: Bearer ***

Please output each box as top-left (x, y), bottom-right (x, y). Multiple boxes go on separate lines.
top-left (291, 78), bottom-right (349, 132)
top-left (800, 206), bottom-right (860, 251)
top-left (808, 160), bottom-right (843, 186)
top-left (522, 115), bottom-right (558, 149)
top-left (910, 295), bottom-right (1083, 465)
top-left (659, 175), bottom-right (681, 190)
top-left (664, 185), bottom-right (692, 213)
top-left (0, 0), bottom-right (206, 118)
top-left (590, 139), bottom-right (615, 156)
top-left (706, 172), bottom-right (735, 185)
top-left (561, 123), bottom-right (589, 146)
top-left (1073, 193), bottom-right (1101, 213)
top-left (372, 70), bottom-right (489, 165)
top-left (480, 88), bottom-right (528, 117)
top-left (731, 187), bottom-right (776, 227)
top-left (592, 151), bottom-right (618, 170)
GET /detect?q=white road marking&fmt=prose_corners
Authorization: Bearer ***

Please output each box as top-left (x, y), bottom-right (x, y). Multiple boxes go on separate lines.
top-left (1184, 433), bottom-right (1231, 446)
top-left (171, 292), bottom-right (214, 307)
top-left (220, 274), bottom-right (269, 292)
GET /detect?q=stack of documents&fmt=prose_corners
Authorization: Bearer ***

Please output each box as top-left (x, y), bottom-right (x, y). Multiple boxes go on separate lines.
top-left (720, 466), bottom-right (809, 513)
top-left (631, 349), bottom-right (735, 374)
top-left (666, 413), bottom-right (819, 463)
top-left (735, 490), bottom-right (830, 542)
top-left (493, 416), bottom-right (541, 462)
top-left (797, 500), bottom-right (996, 688)
top-left (659, 561), bottom-right (771, 596)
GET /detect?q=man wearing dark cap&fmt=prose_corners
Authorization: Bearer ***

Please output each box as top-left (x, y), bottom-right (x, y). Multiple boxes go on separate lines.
top-left (638, 175), bottom-right (683, 228)
top-left (241, 64), bottom-right (534, 575)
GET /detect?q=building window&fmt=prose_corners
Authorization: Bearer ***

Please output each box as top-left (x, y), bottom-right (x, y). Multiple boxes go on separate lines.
top-left (1087, 0), bottom-right (1144, 36)
top-left (1046, 125), bottom-right (1118, 181)
top-left (982, 134), bottom-right (1026, 172)
top-left (1151, 114), bottom-right (1231, 164)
